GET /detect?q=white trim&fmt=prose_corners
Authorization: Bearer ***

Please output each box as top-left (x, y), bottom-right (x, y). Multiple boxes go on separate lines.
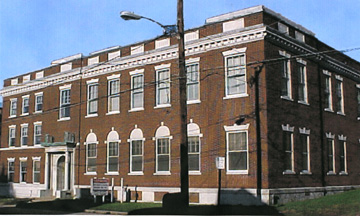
top-left (131, 44), bottom-right (144, 55)
top-left (323, 70), bottom-right (331, 76)
top-left (223, 93), bottom-right (249, 100)
top-left (59, 84), bottom-right (72, 90)
top-left (86, 78), bottom-right (99, 84)
top-left (299, 127), bottom-right (310, 135)
top-left (282, 124), bottom-right (294, 132)
top-left (279, 50), bottom-right (291, 58)
top-left (32, 157), bottom-right (41, 161)
top-left (187, 100), bottom-right (201, 105)
top-left (326, 132), bottom-right (335, 139)
top-left (0, 145), bottom-right (45, 151)
top-left (222, 47), bottom-right (247, 57)
top-left (7, 158), bottom-right (15, 162)
top-left (338, 135), bottom-right (347, 141)
top-left (129, 68), bottom-right (144, 76)
top-left (225, 127), bottom-right (249, 175)
top-left (296, 58), bottom-right (306, 65)
top-left (20, 157), bottom-right (28, 161)
top-left (88, 56), bottom-right (99, 66)
top-left (107, 74), bottom-right (121, 80)
top-left (224, 123), bottom-right (249, 132)
top-left (223, 18), bottom-right (244, 32)
top-left (335, 75), bottom-right (343, 81)
top-left (184, 30), bottom-right (199, 42)
top-left (129, 107), bottom-right (144, 112)
top-left (155, 63), bottom-right (171, 70)
top-left (155, 38), bottom-right (170, 49)
top-left (185, 57), bottom-right (200, 64)
top-left (356, 84), bottom-right (360, 89)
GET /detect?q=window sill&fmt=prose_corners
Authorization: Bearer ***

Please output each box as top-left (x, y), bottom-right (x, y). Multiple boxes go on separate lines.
top-left (324, 108), bottom-right (334, 113)
top-left (187, 100), bottom-right (201, 105)
top-left (84, 172), bottom-right (97, 175)
top-left (280, 96), bottom-right (294, 101)
top-left (226, 170), bottom-right (248, 175)
top-left (298, 101), bottom-right (309, 106)
top-left (106, 111), bottom-right (120, 116)
top-left (33, 182), bottom-right (40, 185)
top-left (337, 112), bottom-right (345, 116)
top-left (128, 172), bottom-right (144, 176)
top-left (300, 171), bottom-right (312, 175)
top-left (9, 115), bottom-right (17, 119)
top-left (223, 93), bottom-right (248, 100)
top-left (34, 111), bottom-right (43, 114)
top-left (58, 117), bottom-right (70, 122)
top-left (105, 172), bottom-right (119, 176)
top-left (283, 170), bottom-right (296, 175)
top-left (20, 113), bottom-right (29, 117)
top-left (85, 114), bottom-right (98, 118)
top-left (154, 104), bottom-right (171, 109)
top-left (153, 172), bottom-right (171, 176)
top-left (129, 107), bottom-right (144, 113)
top-left (20, 182), bottom-right (27, 185)
top-left (189, 171), bottom-right (202, 175)
top-left (357, 117), bottom-right (360, 121)
top-left (339, 171), bottom-right (348, 176)
top-left (327, 171), bottom-right (336, 176)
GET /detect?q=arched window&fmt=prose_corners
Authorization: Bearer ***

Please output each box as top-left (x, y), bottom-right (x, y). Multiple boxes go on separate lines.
top-left (154, 124), bottom-right (172, 174)
top-left (106, 129), bottom-right (120, 173)
top-left (85, 131), bottom-right (98, 173)
top-left (128, 127), bottom-right (145, 174)
top-left (188, 121), bottom-right (202, 173)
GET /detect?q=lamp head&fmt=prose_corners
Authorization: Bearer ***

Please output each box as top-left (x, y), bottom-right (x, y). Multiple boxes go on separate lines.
top-left (120, 11), bottom-right (142, 20)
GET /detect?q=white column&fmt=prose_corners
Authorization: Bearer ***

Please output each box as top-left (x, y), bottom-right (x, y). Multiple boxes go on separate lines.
top-left (45, 153), bottom-right (50, 189)
top-left (64, 151), bottom-right (70, 190)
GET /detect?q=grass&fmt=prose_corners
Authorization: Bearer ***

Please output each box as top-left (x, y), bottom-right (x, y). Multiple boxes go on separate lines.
top-left (277, 189), bottom-right (360, 216)
top-left (0, 197), bottom-right (31, 205)
top-left (90, 202), bottom-right (162, 212)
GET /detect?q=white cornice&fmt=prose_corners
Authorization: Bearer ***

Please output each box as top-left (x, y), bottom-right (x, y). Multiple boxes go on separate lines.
top-left (1, 26), bottom-right (267, 97)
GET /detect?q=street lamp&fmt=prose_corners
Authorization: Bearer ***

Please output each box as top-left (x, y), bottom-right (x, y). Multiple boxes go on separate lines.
top-left (120, 11), bottom-right (177, 35)
top-left (120, 1), bottom-right (189, 207)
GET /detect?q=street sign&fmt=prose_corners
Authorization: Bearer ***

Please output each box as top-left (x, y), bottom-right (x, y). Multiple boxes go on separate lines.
top-left (216, 157), bottom-right (225, 170)
top-left (91, 178), bottom-right (109, 196)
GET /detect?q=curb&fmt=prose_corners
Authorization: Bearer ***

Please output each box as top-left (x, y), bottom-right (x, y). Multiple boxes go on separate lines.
top-left (85, 209), bottom-right (128, 215)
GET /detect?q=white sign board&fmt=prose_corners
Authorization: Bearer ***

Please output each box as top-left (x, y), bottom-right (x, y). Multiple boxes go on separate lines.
top-left (216, 157), bottom-right (225, 170)
top-left (91, 178), bottom-right (109, 196)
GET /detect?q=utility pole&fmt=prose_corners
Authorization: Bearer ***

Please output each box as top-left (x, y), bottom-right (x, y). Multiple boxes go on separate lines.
top-left (177, 0), bottom-right (189, 207)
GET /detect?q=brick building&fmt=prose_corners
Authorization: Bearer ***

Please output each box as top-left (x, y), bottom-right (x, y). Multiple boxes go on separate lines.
top-left (0, 5), bottom-right (359, 205)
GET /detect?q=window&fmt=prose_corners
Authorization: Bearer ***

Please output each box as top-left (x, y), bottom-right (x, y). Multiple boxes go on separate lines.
top-left (108, 78), bottom-right (120, 113)
top-left (129, 127), bottom-right (144, 174)
top-left (33, 159), bottom-right (41, 183)
top-left (188, 121), bottom-right (202, 173)
top-left (85, 132), bottom-right (98, 173)
top-left (186, 63), bottom-right (200, 102)
top-left (22, 96), bottom-right (29, 115)
top-left (295, 31), bottom-right (305, 42)
top-left (278, 23), bottom-right (289, 34)
top-left (8, 126), bottom-right (16, 147)
top-left (21, 124), bottom-right (28, 146)
top-left (155, 124), bottom-right (172, 174)
top-left (357, 86), bottom-right (360, 118)
top-left (34, 122), bottom-right (42, 145)
top-left (20, 160), bottom-right (27, 183)
top-left (10, 99), bottom-right (17, 117)
top-left (297, 60), bottom-right (308, 104)
top-left (282, 124), bottom-right (294, 174)
top-left (8, 159), bottom-right (15, 182)
top-left (87, 84), bottom-right (98, 115)
top-left (324, 73), bottom-right (333, 111)
top-left (156, 68), bottom-right (171, 106)
top-left (339, 136), bottom-right (347, 174)
top-left (299, 128), bottom-right (310, 173)
top-left (224, 124), bottom-right (249, 174)
top-left (280, 51), bottom-right (292, 99)
top-left (335, 77), bottom-right (344, 114)
top-left (130, 71), bottom-right (144, 110)
top-left (326, 133), bottom-right (335, 174)
top-left (35, 93), bottom-right (43, 112)
top-left (59, 89), bottom-right (71, 119)
top-left (106, 130), bottom-right (120, 173)
top-left (226, 55), bottom-right (246, 96)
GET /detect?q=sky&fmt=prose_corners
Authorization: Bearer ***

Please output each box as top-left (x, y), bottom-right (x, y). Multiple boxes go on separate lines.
top-left (1, 0), bottom-right (360, 103)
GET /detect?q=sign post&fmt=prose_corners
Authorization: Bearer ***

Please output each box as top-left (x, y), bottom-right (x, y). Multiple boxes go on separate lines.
top-left (91, 178), bottom-right (109, 203)
top-left (216, 157), bottom-right (225, 206)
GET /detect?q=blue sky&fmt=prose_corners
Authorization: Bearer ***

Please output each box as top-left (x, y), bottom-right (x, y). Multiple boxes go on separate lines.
top-left (1, 0), bottom-right (360, 103)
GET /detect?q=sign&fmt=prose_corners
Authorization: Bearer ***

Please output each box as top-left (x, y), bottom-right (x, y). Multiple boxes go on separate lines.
top-left (91, 178), bottom-right (109, 196)
top-left (216, 157), bottom-right (225, 170)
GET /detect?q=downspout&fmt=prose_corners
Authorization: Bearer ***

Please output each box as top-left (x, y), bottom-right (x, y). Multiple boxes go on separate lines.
top-left (317, 64), bottom-right (326, 192)
top-left (77, 57), bottom-right (83, 192)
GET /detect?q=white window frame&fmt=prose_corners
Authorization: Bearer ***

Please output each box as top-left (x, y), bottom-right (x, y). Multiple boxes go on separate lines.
top-left (129, 69), bottom-right (144, 112)
top-left (8, 125), bottom-right (16, 147)
top-left (299, 128), bottom-right (311, 174)
top-left (19, 158), bottom-right (28, 183)
top-left (59, 85), bottom-right (71, 121)
top-left (153, 124), bottom-right (172, 175)
top-left (9, 98), bottom-right (17, 117)
top-left (224, 124), bottom-right (249, 174)
top-left (32, 157), bottom-right (41, 184)
top-left (326, 132), bottom-right (336, 175)
top-left (84, 131), bottom-right (98, 175)
top-left (21, 95), bottom-right (30, 116)
top-left (106, 129), bottom-right (120, 175)
top-left (222, 48), bottom-right (248, 99)
top-left (282, 124), bottom-right (295, 174)
top-left (323, 70), bottom-right (333, 112)
top-left (7, 158), bottom-right (15, 182)
top-left (33, 121), bottom-right (42, 145)
top-left (128, 127), bottom-right (145, 175)
top-left (155, 64), bottom-right (171, 108)
top-left (295, 31), bottom-right (305, 42)
top-left (297, 59), bottom-right (308, 105)
top-left (107, 75), bottom-right (121, 115)
top-left (34, 92), bottom-right (43, 113)
top-left (21, 123), bottom-right (29, 146)
top-left (335, 75), bottom-right (345, 115)
top-left (280, 51), bottom-right (292, 100)
top-left (188, 120), bottom-right (202, 174)
top-left (278, 22), bottom-right (289, 34)
top-left (186, 58), bottom-right (201, 104)
top-left (87, 79), bottom-right (99, 117)
top-left (338, 135), bottom-right (347, 175)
